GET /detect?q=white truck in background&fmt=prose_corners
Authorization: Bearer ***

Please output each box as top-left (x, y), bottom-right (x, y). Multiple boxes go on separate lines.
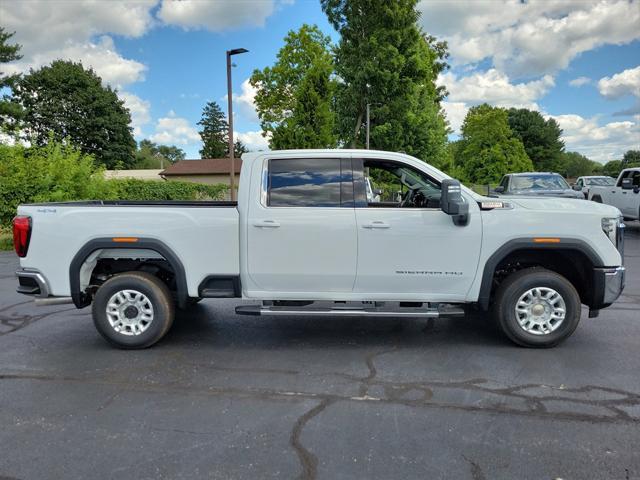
top-left (589, 167), bottom-right (640, 221)
top-left (13, 150), bottom-right (625, 349)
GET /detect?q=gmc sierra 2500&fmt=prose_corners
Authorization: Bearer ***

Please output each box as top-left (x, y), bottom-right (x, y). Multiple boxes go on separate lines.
top-left (14, 150), bottom-right (625, 348)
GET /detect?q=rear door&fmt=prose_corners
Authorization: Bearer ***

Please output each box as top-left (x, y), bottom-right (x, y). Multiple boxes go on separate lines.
top-left (246, 156), bottom-right (358, 293)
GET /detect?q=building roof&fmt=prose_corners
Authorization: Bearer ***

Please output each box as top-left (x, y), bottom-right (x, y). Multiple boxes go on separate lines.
top-left (161, 158), bottom-right (243, 176)
top-left (104, 169), bottom-right (164, 180)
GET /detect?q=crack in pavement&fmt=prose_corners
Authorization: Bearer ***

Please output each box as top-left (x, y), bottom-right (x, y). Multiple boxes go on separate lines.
top-left (1, 370), bottom-right (638, 424)
top-left (4, 345), bottom-right (640, 479)
top-left (290, 398), bottom-right (335, 480)
top-left (0, 307), bottom-right (77, 336)
top-left (462, 454), bottom-right (487, 480)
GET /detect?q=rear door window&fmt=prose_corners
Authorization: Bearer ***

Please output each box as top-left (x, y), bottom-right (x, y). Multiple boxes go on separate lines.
top-left (268, 158), bottom-right (352, 207)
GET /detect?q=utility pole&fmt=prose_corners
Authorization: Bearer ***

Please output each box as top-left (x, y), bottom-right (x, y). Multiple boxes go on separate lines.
top-left (366, 103), bottom-right (370, 149)
top-left (226, 48), bottom-right (248, 201)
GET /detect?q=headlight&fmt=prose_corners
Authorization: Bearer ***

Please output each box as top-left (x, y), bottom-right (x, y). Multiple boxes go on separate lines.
top-left (601, 217), bottom-right (619, 245)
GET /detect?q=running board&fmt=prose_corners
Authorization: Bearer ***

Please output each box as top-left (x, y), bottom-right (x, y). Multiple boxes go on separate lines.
top-left (235, 304), bottom-right (465, 318)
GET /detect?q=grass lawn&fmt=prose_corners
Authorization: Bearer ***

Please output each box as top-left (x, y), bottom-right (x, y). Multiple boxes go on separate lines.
top-left (0, 226), bottom-right (13, 251)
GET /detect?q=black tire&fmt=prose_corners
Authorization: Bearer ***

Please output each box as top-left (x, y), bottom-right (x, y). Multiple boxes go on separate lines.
top-left (92, 271), bottom-right (175, 349)
top-left (591, 195), bottom-right (602, 203)
top-left (492, 268), bottom-right (581, 348)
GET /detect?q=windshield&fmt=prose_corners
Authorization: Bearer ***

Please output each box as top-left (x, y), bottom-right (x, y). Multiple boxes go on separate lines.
top-left (585, 177), bottom-right (615, 186)
top-left (511, 174), bottom-right (569, 191)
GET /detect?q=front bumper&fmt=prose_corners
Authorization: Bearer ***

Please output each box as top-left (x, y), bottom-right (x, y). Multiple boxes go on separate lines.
top-left (591, 266), bottom-right (625, 310)
top-left (15, 269), bottom-right (50, 298)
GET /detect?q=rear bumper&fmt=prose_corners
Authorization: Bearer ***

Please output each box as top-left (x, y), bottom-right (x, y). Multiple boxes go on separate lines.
top-left (591, 266), bottom-right (625, 310)
top-left (15, 269), bottom-right (50, 298)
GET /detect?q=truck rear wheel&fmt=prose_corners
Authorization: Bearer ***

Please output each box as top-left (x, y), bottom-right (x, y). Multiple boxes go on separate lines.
top-left (92, 271), bottom-right (175, 349)
top-left (493, 268), bottom-right (581, 348)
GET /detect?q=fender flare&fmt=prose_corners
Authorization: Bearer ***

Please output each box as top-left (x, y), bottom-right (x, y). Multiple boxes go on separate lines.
top-left (69, 238), bottom-right (188, 309)
top-left (477, 238), bottom-right (604, 310)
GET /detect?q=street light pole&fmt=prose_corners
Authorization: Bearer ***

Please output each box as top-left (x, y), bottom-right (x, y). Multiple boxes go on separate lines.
top-left (226, 48), bottom-right (248, 201)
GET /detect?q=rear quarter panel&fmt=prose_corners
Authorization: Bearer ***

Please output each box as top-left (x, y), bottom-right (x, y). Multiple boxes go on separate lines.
top-left (17, 204), bottom-right (239, 297)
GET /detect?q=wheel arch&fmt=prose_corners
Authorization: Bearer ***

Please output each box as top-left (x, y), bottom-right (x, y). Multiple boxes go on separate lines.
top-left (69, 238), bottom-right (188, 309)
top-left (477, 238), bottom-right (604, 310)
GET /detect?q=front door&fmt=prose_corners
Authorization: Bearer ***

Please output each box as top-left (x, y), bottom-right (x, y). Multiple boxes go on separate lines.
top-left (620, 170), bottom-right (640, 217)
top-left (246, 157), bottom-right (358, 293)
top-left (353, 158), bottom-right (482, 301)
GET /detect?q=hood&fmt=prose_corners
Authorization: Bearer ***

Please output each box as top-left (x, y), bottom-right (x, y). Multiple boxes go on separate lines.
top-left (508, 196), bottom-right (621, 216)
top-left (507, 189), bottom-right (583, 199)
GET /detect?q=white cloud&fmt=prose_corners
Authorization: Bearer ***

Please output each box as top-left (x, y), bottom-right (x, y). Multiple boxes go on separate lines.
top-left (569, 77), bottom-right (591, 87)
top-left (120, 92), bottom-right (151, 137)
top-left (150, 111), bottom-right (200, 145)
top-left (233, 79), bottom-right (259, 123)
top-left (439, 69), bottom-right (554, 108)
top-left (4, 36), bottom-right (147, 88)
top-left (158, 0), bottom-right (277, 31)
top-left (598, 66), bottom-right (640, 99)
top-left (418, 1), bottom-right (640, 77)
top-left (438, 69), bottom-right (555, 132)
top-left (0, 0), bottom-right (156, 53)
top-left (550, 113), bottom-right (640, 163)
top-left (441, 101), bottom-right (468, 134)
top-left (0, 0), bottom-right (154, 88)
top-left (236, 130), bottom-right (270, 151)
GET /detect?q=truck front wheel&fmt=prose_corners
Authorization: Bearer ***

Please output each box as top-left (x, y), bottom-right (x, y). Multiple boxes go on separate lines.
top-left (92, 271), bottom-right (175, 349)
top-left (493, 268), bottom-right (581, 348)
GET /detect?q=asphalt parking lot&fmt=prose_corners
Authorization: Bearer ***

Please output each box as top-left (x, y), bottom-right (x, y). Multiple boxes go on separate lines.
top-left (1, 225), bottom-right (639, 480)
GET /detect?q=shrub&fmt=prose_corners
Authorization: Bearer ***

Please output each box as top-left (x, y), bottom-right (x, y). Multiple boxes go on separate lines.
top-left (108, 178), bottom-right (227, 202)
top-left (0, 141), bottom-right (228, 226)
top-left (0, 141), bottom-right (113, 224)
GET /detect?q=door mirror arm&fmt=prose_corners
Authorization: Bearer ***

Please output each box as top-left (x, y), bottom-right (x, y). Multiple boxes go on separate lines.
top-left (440, 179), bottom-right (469, 226)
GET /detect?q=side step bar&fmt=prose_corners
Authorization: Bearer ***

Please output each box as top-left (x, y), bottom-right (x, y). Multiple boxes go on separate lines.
top-left (235, 303), bottom-right (465, 318)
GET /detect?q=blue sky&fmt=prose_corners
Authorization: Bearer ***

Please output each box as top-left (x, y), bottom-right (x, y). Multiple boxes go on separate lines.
top-left (2, 0), bottom-right (639, 163)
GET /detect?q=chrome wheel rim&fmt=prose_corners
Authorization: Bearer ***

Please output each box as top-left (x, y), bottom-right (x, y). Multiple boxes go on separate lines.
top-left (106, 289), bottom-right (154, 336)
top-left (515, 287), bottom-right (566, 335)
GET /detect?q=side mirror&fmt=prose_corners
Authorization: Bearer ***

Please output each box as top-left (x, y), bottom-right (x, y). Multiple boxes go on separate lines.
top-left (621, 178), bottom-right (633, 190)
top-left (373, 188), bottom-right (383, 196)
top-left (572, 184), bottom-right (582, 191)
top-left (493, 186), bottom-right (505, 194)
top-left (441, 179), bottom-right (469, 226)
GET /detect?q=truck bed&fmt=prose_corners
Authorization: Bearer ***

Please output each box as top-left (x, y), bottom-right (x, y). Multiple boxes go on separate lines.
top-left (24, 200), bottom-right (238, 207)
top-left (17, 202), bottom-right (240, 298)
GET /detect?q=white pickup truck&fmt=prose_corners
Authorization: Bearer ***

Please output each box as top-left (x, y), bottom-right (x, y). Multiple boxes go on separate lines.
top-left (13, 149), bottom-right (625, 349)
top-left (589, 167), bottom-right (640, 221)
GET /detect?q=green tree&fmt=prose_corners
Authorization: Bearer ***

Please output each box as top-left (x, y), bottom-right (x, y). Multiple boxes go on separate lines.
top-left (13, 60), bottom-right (136, 168)
top-left (251, 24), bottom-right (336, 149)
top-left (507, 108), bottom-right (564, 172)
top-left (197, 101), bottom-right (247, 158)
top-left (233, 139), bottom-right (247, 157)
top-left (322, 0), bottom-right (448, 165)
top-left (455, 104), bottom-right (533, 184)
top-left (558, 151), bottom-right (599, 178)
top-left (133, 140), bottom-right (185, 169)
top-left (622, 150), bottom-right (640, 168)
top-left (198, 101), bottom-right (228, 158)
top-left (0, 28), bottom-right (23, 135)
top-left (602, 160), bottom-right (622, 178)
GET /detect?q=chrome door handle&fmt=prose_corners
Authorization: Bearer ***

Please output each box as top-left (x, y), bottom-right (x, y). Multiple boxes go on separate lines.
top-left (253, 220), bottom-right (280, 228)
top-left (363, 221), bottom-right (390, 229)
